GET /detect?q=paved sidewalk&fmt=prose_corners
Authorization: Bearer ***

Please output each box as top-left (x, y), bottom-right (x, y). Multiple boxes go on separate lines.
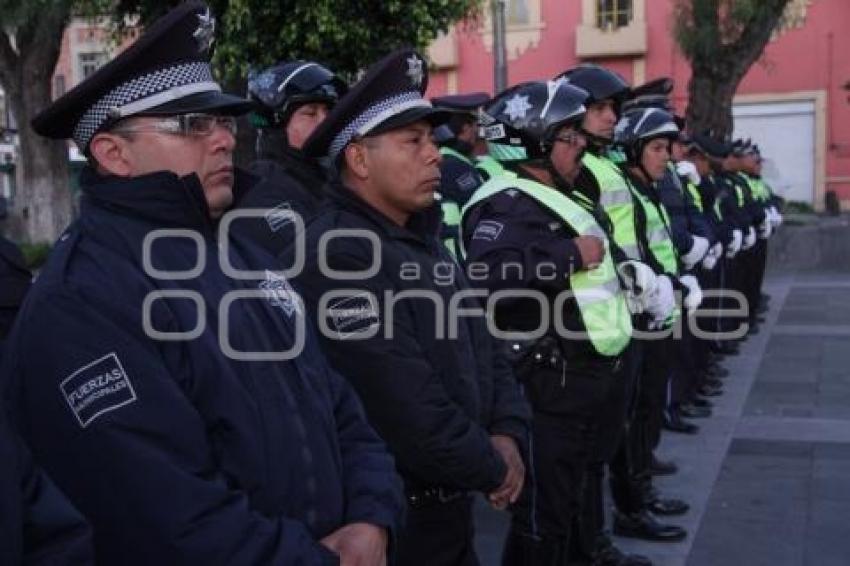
top-left (473, 217), bottom-right (850, 565)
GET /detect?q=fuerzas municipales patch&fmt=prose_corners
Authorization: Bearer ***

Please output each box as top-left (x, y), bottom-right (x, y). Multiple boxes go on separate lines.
top-left (472, 220), bottom-right (505, 242)
top-left (325, 293), bottom-right (380, 339)
top-left (264, 201), bottom-right (295, 233)
top-left (60, 352), bottom-right (137, 428)
top-left (259, 270), bottom-right (302, 317)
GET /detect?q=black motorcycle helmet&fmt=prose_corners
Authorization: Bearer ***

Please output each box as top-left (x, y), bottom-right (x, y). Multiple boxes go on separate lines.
top-left (247, 61), bottom-right (347, 128)
top-left (556, 64), bottom-right (630, 111)
top-left (482, 79), bottom-right (589, 163)
top-left (614, 107), bottom-right (679, 181)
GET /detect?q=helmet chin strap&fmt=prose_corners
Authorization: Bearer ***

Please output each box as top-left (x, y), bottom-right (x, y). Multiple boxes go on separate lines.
top-left (638, 163), bottom-right (654, 186)
top-left (544, 148), bottom-right (586, 193)
top-left (582, 129), bottom-right (613, 150)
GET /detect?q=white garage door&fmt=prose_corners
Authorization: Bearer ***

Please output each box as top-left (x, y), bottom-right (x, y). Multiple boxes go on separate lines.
top-left (733, 100), bottom-right (815, 204)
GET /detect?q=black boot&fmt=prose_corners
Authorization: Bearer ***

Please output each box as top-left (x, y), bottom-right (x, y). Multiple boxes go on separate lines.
top-left (649, 453), bottom-right (678, 476)
top-left (591, 533), bottom-right (652, 566)
top-left (612, 510), bottom-right (687, 542)
top-left (663, 407), bottom-right (699, 434)
top-left (501, 528), bottom-right (568, 566)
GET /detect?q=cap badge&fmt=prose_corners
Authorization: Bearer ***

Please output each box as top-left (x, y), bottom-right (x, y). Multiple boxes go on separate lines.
top-left (406, 55), bottom-right (424, 88)
top-left (193, 7), bottom-right (216, 53)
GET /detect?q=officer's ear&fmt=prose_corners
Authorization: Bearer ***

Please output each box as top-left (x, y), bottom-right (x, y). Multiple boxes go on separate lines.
top-left (89, 132), bottom-right (134, 177)
top-left (343, 139), bottom-right (371, 181)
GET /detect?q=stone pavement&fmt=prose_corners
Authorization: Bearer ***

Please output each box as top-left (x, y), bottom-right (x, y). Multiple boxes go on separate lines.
top-left (473, 216), bottom-right (850, 565)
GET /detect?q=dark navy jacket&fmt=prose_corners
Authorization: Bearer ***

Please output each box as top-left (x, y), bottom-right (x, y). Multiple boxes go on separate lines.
top-left (284, 182), bottom-right (530, 494)
top-left (1, 168), bottom-right (403, 565)
top-left (236, 137), bottom-right (329, 258)
top-left (656, 167), bottom-right (716, 250)
top-left (0, 405), bottom-right (92, 565)
top-left (0, 236), bottom-right (32, 340)
top-left (460, 177), bottom-right (590, 352)
top-left (438, 150), bottom-right (483, 209)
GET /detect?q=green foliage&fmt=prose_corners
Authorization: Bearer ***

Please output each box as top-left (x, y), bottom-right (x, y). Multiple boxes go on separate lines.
top-left (89, 0), bottom-right (483, 81)
top-left (674, 0), bottom-right (789, 61)
top-left (19, 241), bottom-right (52, 269)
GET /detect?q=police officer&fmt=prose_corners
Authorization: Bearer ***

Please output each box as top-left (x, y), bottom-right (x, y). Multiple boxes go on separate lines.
top-left (236, 60), bottom-right (347, 256)
top-left (557, 65), bottom-right (687, 554)
top-left (458, 79), bottom-right (636, 565)
top-left (622, 83), bottom-right (716, 427)
top-left (1, 3), bottom-right (403, 563)
top-left (688, 133), bottom-right (746, 357)
top-left (295, 49), bottom-right (530, 566)
top-left (0, 236), bottom-right (93, 564)
top-left (614, 106), bottom-right (706, 478)
top-left (431, 92), bottom-right (490, 256)
top-left (738, 144), bottom-right (781, 323)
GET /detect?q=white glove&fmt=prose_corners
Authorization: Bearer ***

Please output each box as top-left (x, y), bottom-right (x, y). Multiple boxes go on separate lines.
top-left (681, 235), bottom-right (710, 270)
top-left (769, 205), bottom-right (783, 228)
top-left (702, 242), bottom-right (722, 270)
top-left (726, 229), bottom-right (743, 258)
top-left (758, 215), bottom-right (773, 239)
top-left (617, 260), bottom-right (659, 314)
top-left (675, 160), bottom-right (701, 185)
top-left (742, 226), bottom-right (757, 250)
top-left (646, 274), bottom-right (676, 322)
top-left (679, 274), bottom-right (703, 311)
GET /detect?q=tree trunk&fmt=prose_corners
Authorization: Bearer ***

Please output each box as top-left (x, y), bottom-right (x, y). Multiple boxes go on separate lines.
top-left (9, 68), bottom-right (72, 244)
top-left (678, 0), bottom-right (793, 141)
top-left (685, 69), bottom-right (740, 139)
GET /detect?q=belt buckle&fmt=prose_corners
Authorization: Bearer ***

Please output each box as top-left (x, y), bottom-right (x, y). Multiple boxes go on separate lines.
top-left (437, 487), bottom-right (462, 504)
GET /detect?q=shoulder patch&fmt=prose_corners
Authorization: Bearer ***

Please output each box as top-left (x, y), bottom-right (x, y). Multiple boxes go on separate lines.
top-left (326, 293), bottom-right (380, 339)
top-left (472, 220), bottom-right (505, 242)
top-left (259, 270), bottom-right (302, 317)
top-left (265, 202), bottom-right (295, 233)
top-left (60, 352), bottom-right (137, 428)
top-left (456, 171), bottom-right (480, 192)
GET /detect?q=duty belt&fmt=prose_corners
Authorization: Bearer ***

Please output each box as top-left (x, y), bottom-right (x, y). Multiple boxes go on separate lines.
top-left (406, 487), bottom-right (470, 508)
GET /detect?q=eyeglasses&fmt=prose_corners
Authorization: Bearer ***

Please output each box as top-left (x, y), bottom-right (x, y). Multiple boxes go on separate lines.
top-left (110, 114), bottom-right (238, 137)
top-left (552, 131), bottom-right (586, 147)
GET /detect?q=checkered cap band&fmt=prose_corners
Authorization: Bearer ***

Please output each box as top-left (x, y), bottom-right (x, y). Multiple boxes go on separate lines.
top-left (73, 61), bottom-right (217, 148)
top-left (329, 91), bottom-right (424, 159)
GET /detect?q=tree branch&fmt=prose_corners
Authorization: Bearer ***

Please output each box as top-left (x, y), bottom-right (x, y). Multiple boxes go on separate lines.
top-left (0, 30), bottom-right (20, 96)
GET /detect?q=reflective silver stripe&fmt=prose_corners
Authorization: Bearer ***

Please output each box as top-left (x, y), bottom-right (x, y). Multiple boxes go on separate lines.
top-left (648, 227), bottom-right (669, 244)
top-left (575, 277), bottom-right (623, 307)
top-left (599, 189), bottom-right (633, 207)
top-left (585, 225), bottom-right (606, 239)
top-left (620, 244), bottom-right (641, 260)
top-left (114, 81), bottom-right (222, 118)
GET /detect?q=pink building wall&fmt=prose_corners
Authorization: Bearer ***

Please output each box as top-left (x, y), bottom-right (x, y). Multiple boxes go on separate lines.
top-left (428, 0), bottom-right (850, 207)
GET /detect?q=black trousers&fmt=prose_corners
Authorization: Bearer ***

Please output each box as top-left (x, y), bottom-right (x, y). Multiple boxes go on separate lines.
top-left (637, 336), bottom-right (672, 454)
top-left (574, 341), bottom-right (643, 558)
top-left (396, 496), bottom-right (478, 566)
top-left (749, 238), bottom-right (769, 319)
top-left (670, 315), bottom-right (699, 405)
top-left (503, 355), bottom-right (619, 566)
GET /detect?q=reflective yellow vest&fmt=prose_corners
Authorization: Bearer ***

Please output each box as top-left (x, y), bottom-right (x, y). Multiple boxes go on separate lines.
top-left (626, 179), bottom-right (680, 276)
top-left (686, 181), bottom-right (704, 213)
top-left (583, 153), bottom-right (641, 261)
top-left (437, 147), bottom-right (473, 258)
top-left (475, 154), bottom-right (516, 182)
top-left (460, 176), bottom-right (632, 357)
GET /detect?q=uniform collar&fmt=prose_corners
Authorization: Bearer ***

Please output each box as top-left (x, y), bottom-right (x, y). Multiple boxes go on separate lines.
top-left (80, 165), bottom-right (258, 234)
top-left (327, 180), bottom-right (441, 245)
